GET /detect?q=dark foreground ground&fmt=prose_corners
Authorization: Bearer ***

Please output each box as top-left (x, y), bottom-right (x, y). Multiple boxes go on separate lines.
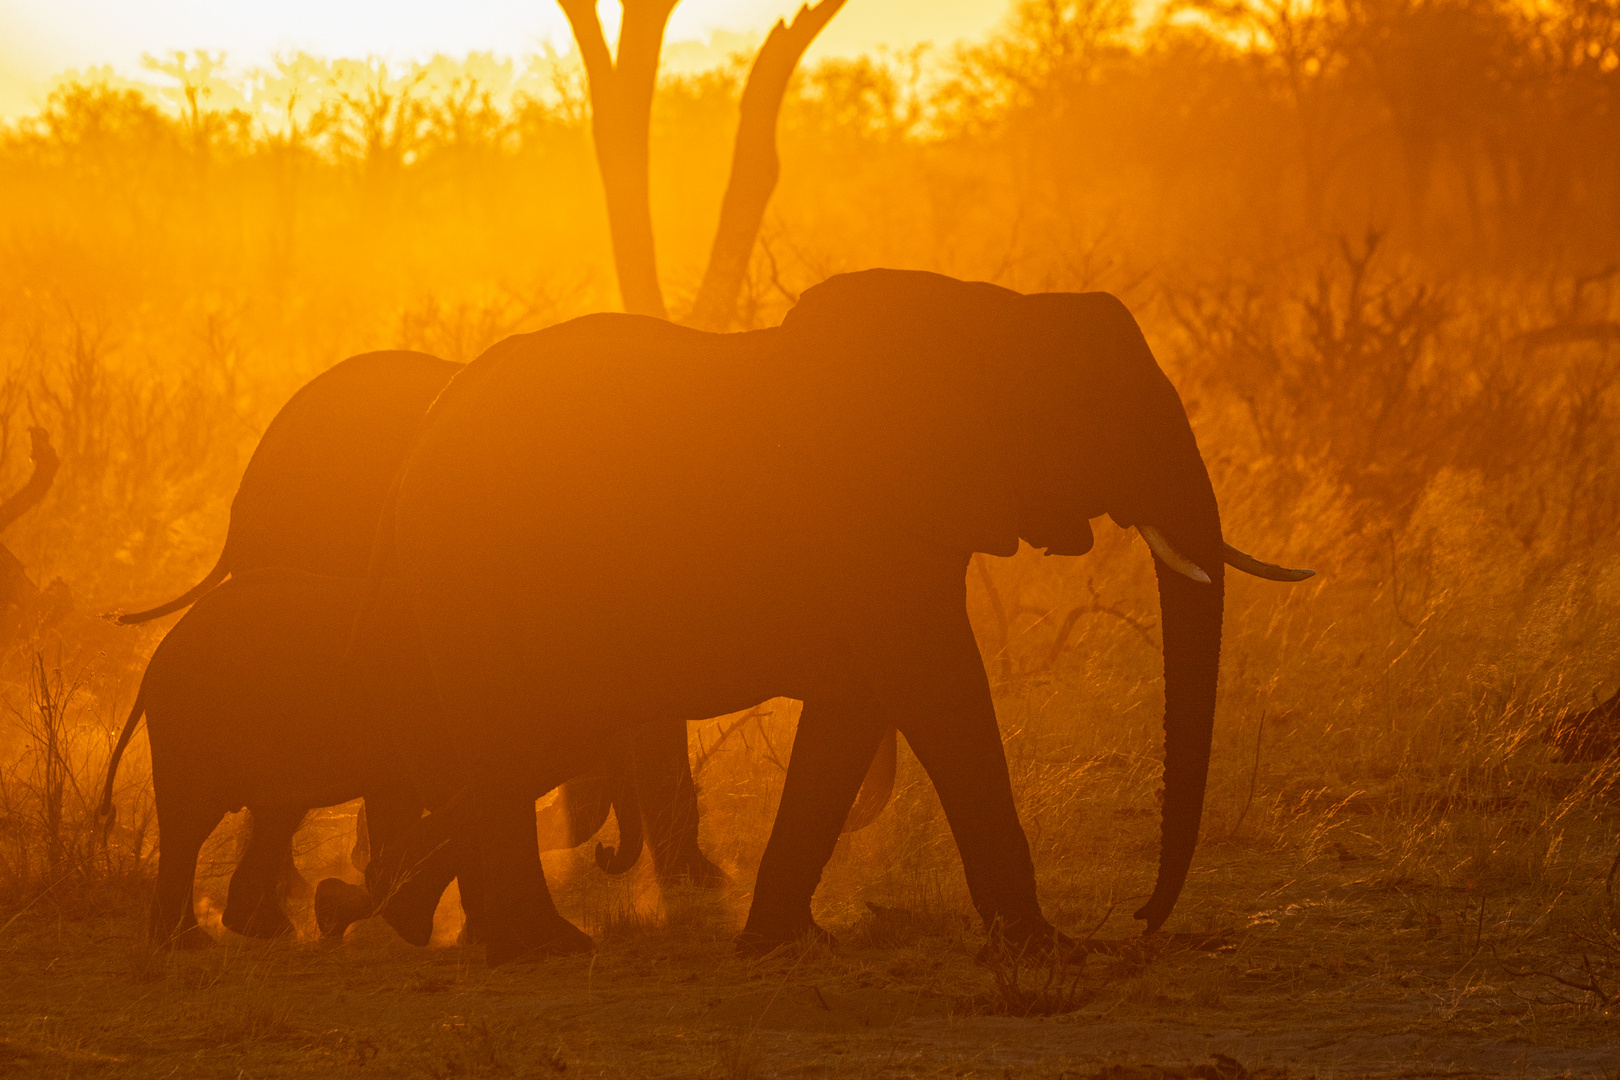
top-left (4, 839), bottom-right (1617, 1080)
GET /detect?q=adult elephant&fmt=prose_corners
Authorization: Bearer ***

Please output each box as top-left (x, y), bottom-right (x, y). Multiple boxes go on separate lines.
top-left (369, 269), bottom-right (1312, 964)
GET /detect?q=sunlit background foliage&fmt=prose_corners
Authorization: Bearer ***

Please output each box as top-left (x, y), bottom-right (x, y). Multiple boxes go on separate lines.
top-left (1, 0), bottom-right (1618, 1001)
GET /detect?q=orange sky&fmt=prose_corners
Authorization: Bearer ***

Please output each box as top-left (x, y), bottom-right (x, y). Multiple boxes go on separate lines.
top-left (0, 1), bottom-right (1014, 119)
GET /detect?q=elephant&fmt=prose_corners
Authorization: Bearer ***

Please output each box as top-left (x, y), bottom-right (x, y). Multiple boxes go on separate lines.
top-left (360, 268), bottom-right (1312, 964)
top-left (98, 565), bottom-right (646, 947)
top-left (109, 349), bottom-right (750, 898)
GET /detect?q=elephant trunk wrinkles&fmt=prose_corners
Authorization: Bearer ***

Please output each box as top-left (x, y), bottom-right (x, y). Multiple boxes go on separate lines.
top-left (1136, 534), bottom-right (1224, 932)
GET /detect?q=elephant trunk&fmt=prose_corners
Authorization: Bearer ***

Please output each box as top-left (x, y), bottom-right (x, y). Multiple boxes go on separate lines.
top-left (595, 739), bottom-right (645, 875)
top-left (1134, 531), bottom-right (1225, 932)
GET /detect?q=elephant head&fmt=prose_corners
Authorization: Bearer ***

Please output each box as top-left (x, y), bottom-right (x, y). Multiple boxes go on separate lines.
top-left (784, 269), bottom-right (1311, 932)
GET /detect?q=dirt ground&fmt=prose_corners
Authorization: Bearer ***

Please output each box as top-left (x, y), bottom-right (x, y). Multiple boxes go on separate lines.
top-left (4, 828), bottom-right (1617, 1080)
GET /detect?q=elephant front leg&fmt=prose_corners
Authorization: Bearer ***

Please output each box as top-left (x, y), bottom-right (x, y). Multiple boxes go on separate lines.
top-left (739, 688), bottom-right (889, 954)
top-left (471, 782), bottom-right (593, 964)
top-left (896, 663), bottom-right (1070, 957)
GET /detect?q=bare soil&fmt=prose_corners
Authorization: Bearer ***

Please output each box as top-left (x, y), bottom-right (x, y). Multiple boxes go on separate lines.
top-left (4, 829), bottom-right (1616, 1080)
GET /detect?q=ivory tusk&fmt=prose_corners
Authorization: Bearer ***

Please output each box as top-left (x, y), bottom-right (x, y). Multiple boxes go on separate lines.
top-left (1137, 526), bottom-right (1212, 584)
top-left (1222, 542), bottom-right (1315, 582)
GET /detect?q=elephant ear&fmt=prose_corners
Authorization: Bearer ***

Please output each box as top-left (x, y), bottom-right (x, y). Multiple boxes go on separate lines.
top-left (783, 270), bottom-right (1023, 557)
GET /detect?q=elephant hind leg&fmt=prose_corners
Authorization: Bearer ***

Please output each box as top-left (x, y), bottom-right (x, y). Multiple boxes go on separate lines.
top-left (633, 721), bottom-right (727, 889)
top-left (740, 689), bottom-right (889, 955)
top-left (223, 806), bottom-right (305, 939)
top-left (150, 797), bottom-right (224, 949)
top-left (534, 774), bottom-right (612, 852)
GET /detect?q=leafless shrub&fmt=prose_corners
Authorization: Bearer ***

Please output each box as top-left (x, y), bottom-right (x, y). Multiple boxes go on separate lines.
top-left (0, 651), bottom-right (151, 919)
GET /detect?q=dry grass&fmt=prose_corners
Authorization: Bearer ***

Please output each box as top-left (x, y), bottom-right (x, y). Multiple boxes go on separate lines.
top-left (3, 254), bottom-right (1617, 1070)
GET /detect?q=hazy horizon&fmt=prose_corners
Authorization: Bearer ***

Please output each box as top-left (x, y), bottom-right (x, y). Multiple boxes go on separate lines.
top-left (0, 0), bottom-right (1016, 119)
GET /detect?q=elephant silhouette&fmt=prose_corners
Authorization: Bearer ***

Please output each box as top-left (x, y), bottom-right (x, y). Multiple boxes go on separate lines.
top-left (100, 566), bottom-right (645, 948)
top-left (360, 269), bottom-right (1311, 963)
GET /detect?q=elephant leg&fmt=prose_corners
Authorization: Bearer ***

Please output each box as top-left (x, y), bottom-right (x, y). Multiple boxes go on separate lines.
top-left (150, 798), bottom-right (223, 949)
top-left (534, 773), bottom-right (612, 851)
top-left (349, 793), bottom-right (449, 946)
top-left (454, 843), bottom-right (487, 946)
top-left (633, 721), bottom-right (726, 888)
top-left (223, 806), bottom-right (304, 939)
top-left (385, 793), bottom-right (488, 946)
top-left (468, 779), bottom-right (593, 964)
top-left (316, 794), bottom-right (422, 939)
top-left (739, 688), bottom-right (889, 953)
top-left (893, 658), bottom-right (1064, 954)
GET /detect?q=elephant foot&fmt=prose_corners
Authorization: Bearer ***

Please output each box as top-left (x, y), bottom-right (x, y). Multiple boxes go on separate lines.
top-left (314, 878), bottom-right (374, 940)
top-left (484, 916), bottom-right (594, 967)
top-left (734, 917), bottom-right (837, 958)
top-left (224, 903), bottom-right (296, 940)
top-left (654, 847), bottom-right (728, 890)
top-left (974, 915), bottom-right (1077, 966)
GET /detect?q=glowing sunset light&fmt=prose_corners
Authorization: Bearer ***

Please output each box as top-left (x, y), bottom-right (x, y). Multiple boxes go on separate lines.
top-left (0, 0), bottom-right (1010, 118)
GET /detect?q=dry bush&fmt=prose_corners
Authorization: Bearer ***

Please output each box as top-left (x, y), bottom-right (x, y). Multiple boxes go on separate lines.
top-left (0, 650), bottom-right (150, 917)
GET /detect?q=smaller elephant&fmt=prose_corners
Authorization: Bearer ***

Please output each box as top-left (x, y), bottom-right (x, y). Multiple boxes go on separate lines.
top-left (99, 566), bottom-right (643, 947)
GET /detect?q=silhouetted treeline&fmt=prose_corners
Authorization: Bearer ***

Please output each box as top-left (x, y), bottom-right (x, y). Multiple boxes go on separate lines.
top-left (5, 0), bottom-right (1617, 301)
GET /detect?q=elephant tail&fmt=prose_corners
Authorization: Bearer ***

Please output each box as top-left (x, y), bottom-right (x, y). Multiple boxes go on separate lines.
top-left (99, 683), bottom-right (148, 825)
top-left (594, 740), bottom-right (645, 875)
top-left (107, 550), bottom-right (230, 625)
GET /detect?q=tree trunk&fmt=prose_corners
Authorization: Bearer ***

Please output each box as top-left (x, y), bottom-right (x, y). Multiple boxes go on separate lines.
top-left (688, 0), bottom-right (848, 330)
top-left (559, 0), bottom-right (678, 318)
top-left (560, 1), bottom-right (846, 327)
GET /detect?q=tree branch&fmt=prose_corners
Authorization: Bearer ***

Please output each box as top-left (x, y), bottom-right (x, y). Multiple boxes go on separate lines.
top-left (0, 428), bottom-right (60, 536)
top-left (557, 0), bottom-right (617, 92)
top-left (688, 0), bottom-right (847, 330)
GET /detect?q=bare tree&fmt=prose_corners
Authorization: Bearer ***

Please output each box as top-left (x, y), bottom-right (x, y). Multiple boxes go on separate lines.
top-left (559, 0), bottom-right (849, 327)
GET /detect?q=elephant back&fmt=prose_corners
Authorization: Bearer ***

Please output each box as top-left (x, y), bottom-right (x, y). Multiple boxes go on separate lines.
top-left (227, 351), bottom-right (463, 577)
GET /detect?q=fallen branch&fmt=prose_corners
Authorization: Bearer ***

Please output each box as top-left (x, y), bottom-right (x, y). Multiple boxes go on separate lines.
top-left (0, 428), bottom-right (59, 535)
